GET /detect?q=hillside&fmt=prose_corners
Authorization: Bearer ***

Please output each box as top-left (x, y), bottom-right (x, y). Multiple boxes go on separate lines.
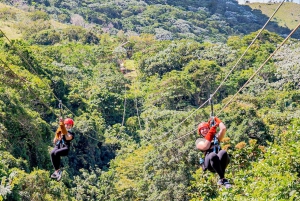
top-left (247, 2), bottom-right (300, 30)
top-left (0, 3), bottom-right (69, 40)
top-left (1, 1), bottom-right (300, 201)
top-left (0, 3), bottom-right (23, 39)
top-left (1, 0), bottom-right (299, 43)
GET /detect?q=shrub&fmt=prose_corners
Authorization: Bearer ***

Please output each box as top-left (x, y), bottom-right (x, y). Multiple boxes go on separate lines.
top-left (31, 29), bottom-right (61, 45)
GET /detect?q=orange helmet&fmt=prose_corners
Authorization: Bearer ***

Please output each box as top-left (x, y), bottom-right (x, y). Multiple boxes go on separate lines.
top-left (64, 118), bottom-right (74, 126)
top-left (197, 122), bottom-right (209, 134)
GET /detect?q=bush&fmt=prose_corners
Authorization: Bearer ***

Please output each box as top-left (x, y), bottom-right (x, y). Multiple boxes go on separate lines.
top-left (31, 29), bottom-right (61, 45)
top-left (28, 10), bottom-right (50, 21)
top-left (0, 7), bottom-right (17, 20)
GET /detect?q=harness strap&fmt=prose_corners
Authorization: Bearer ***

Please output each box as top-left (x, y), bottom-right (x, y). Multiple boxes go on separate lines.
top-left (209, 94), bottom-right (220, 154)
top-left (213, 136), bottom-right (220, 153)
top-left (55, 138), bottom-right (65, 146)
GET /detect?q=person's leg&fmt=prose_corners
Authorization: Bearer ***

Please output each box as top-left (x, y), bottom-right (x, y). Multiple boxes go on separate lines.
top-left (50, 146), bottom-right (60, 170)
top-left (204, 152), bottom-right (224, 179)
top-left (217, 150), bottom-right (231, 188)
top-left (218, 150), bottom-right (230, 174)
top-left (50, 146), bottom-right (69, 181)
top-left (50, 146), bottom-right (69, 170)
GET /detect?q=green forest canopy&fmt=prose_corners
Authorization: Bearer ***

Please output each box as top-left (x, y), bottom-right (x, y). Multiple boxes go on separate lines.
top-left (0, 1), bottom-right (300, 200)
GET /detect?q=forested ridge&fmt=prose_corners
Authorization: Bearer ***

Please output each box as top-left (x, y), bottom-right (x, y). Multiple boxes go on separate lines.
top-left (0, 0), bottom-right (300, 200)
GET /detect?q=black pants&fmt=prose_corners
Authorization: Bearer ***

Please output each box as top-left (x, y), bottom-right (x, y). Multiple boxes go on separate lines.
top-left (204, 150), bottom-right (230, 179)
top-left (50, 145), bottom-right (69, 170)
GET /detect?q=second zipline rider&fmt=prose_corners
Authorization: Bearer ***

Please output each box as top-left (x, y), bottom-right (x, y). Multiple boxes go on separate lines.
top-left (50, 117), bottom-right (75, 181)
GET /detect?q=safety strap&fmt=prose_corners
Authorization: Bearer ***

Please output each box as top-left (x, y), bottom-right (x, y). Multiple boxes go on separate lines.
top-left (58, 100), bottom-right (63, 118)
top-left (56, 138), bottom-right (65, 145)
top-left (209, 94), bottom-right (220, 154)
top-left (56, 100), bottom-right (66, 147)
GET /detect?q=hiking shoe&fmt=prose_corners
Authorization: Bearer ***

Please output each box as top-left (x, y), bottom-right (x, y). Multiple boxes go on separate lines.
top-left (50, 171), bottom-right (57, 179)
top-left (56, 170), bottom-right (63, 182)
top-left (217, 178), bottom-right (232, 189)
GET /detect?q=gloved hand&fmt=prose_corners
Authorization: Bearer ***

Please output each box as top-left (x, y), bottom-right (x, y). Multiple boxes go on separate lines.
top-left (55, 127), bottom-right (61, 139)
top-left (204, 125), bottom-right (217, 141)
top-left (60, 121), bottom-right (68, 135)
top-left (208, 116), bottom-right (222, 127)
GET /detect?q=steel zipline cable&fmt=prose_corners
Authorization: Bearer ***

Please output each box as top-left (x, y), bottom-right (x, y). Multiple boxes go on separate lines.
top-left (0, 28), bottom-right (76, 117)
top-left (154, 0), bottom-right (286, 142)
top-left (216, 21), bottom-right (300, 116)
top-left (0, 30), bottom-right (103, 143)
top-left (121, 82), bottom-right (127, 127)
top-left (0, 0), bottom-right (289, 145)
top-left (134, 79), bottom-right (142, 130)
top-left (0, 57), bottom-right (59, 118)
top-left (161, 21), bottom-right (300, 147)
top-left (0, 57), bottom-right (103, 142)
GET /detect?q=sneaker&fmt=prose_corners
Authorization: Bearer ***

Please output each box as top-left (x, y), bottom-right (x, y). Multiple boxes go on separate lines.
top-left (50, 171), bottom-right (57, 179)
top-left (56, 170), bottom-right (63, 182)
top-left (217, 178), bottom-right (232, 189)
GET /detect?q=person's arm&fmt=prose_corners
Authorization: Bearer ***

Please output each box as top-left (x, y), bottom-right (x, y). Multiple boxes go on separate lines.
top-left (59, 120), bottom-right (68, 135)
top-left (64, 132), bottom-right (74, 141)
top-left (53, 134), bottom-right (62, 144)
top-left (208, 116), bottom-right (226, 141)
top-left (216, 122), bottom-right (226, 141)
top-left (59, 118), bottom-right (73, 140)
top-left (196, 126), bottom-right (217, 151)
top-left (59, 122), bottom-right (74, 141)
top-left (196, 139), bottom-right (211, 151)
top-left (54, 126), bottom-right (61, 143)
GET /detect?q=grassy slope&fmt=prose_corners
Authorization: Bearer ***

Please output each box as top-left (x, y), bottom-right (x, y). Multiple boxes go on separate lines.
top-left (247, 2), bottom-right (300, 29)
top-left (0, 3), bottom-right (68, 40)
top-left (0, 3), bottom-right (23, 39)
top-left (0, 21), bottom-right (22, 39)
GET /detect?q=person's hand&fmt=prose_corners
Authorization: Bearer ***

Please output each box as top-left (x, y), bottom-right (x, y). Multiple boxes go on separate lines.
top-left (209, 125), bottom-right (217, 135)
top-left (208, 116), bottom-right (222, 127)
top-left (214, 117), bottom-right (221, 124)
top-left (204, 125), bottom-right (217, 141)
top-left (53, 136), bottom-right (61, 144)
top-left (59, 117), bottom-right (64, 122)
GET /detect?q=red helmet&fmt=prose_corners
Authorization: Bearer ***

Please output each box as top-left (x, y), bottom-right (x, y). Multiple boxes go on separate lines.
top-left (197, 122), bottom-right (209, 134)
top-left (64, 118), bottom-right (74, 126)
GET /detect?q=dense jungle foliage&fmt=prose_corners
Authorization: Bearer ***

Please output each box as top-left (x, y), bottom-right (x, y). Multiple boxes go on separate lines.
top-left (1, 1), bottom-right (300, 201)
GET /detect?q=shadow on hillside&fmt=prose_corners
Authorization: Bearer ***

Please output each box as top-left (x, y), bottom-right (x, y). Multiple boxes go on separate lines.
top-left (167, 0), bottom-right (300, 39)
top-left (242, 5), bottom-right (300, 39)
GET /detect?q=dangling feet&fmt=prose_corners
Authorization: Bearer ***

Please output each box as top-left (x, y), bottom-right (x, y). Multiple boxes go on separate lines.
top-left (56, 169), bottom-right (63, 182)
top-left (50, 171), bottom-right (58, 179)
top-left (50, 169), bottom-right (63, 181)
top-left (217, 178), bottom-right (232, 189)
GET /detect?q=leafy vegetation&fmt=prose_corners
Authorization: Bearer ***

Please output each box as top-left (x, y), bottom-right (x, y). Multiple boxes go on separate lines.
top-left (0, 1), bottom-right (300, 201)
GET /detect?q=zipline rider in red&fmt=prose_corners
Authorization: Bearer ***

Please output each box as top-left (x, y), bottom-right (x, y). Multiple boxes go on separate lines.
top-left (196, 117), bottom-right (231, 188)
